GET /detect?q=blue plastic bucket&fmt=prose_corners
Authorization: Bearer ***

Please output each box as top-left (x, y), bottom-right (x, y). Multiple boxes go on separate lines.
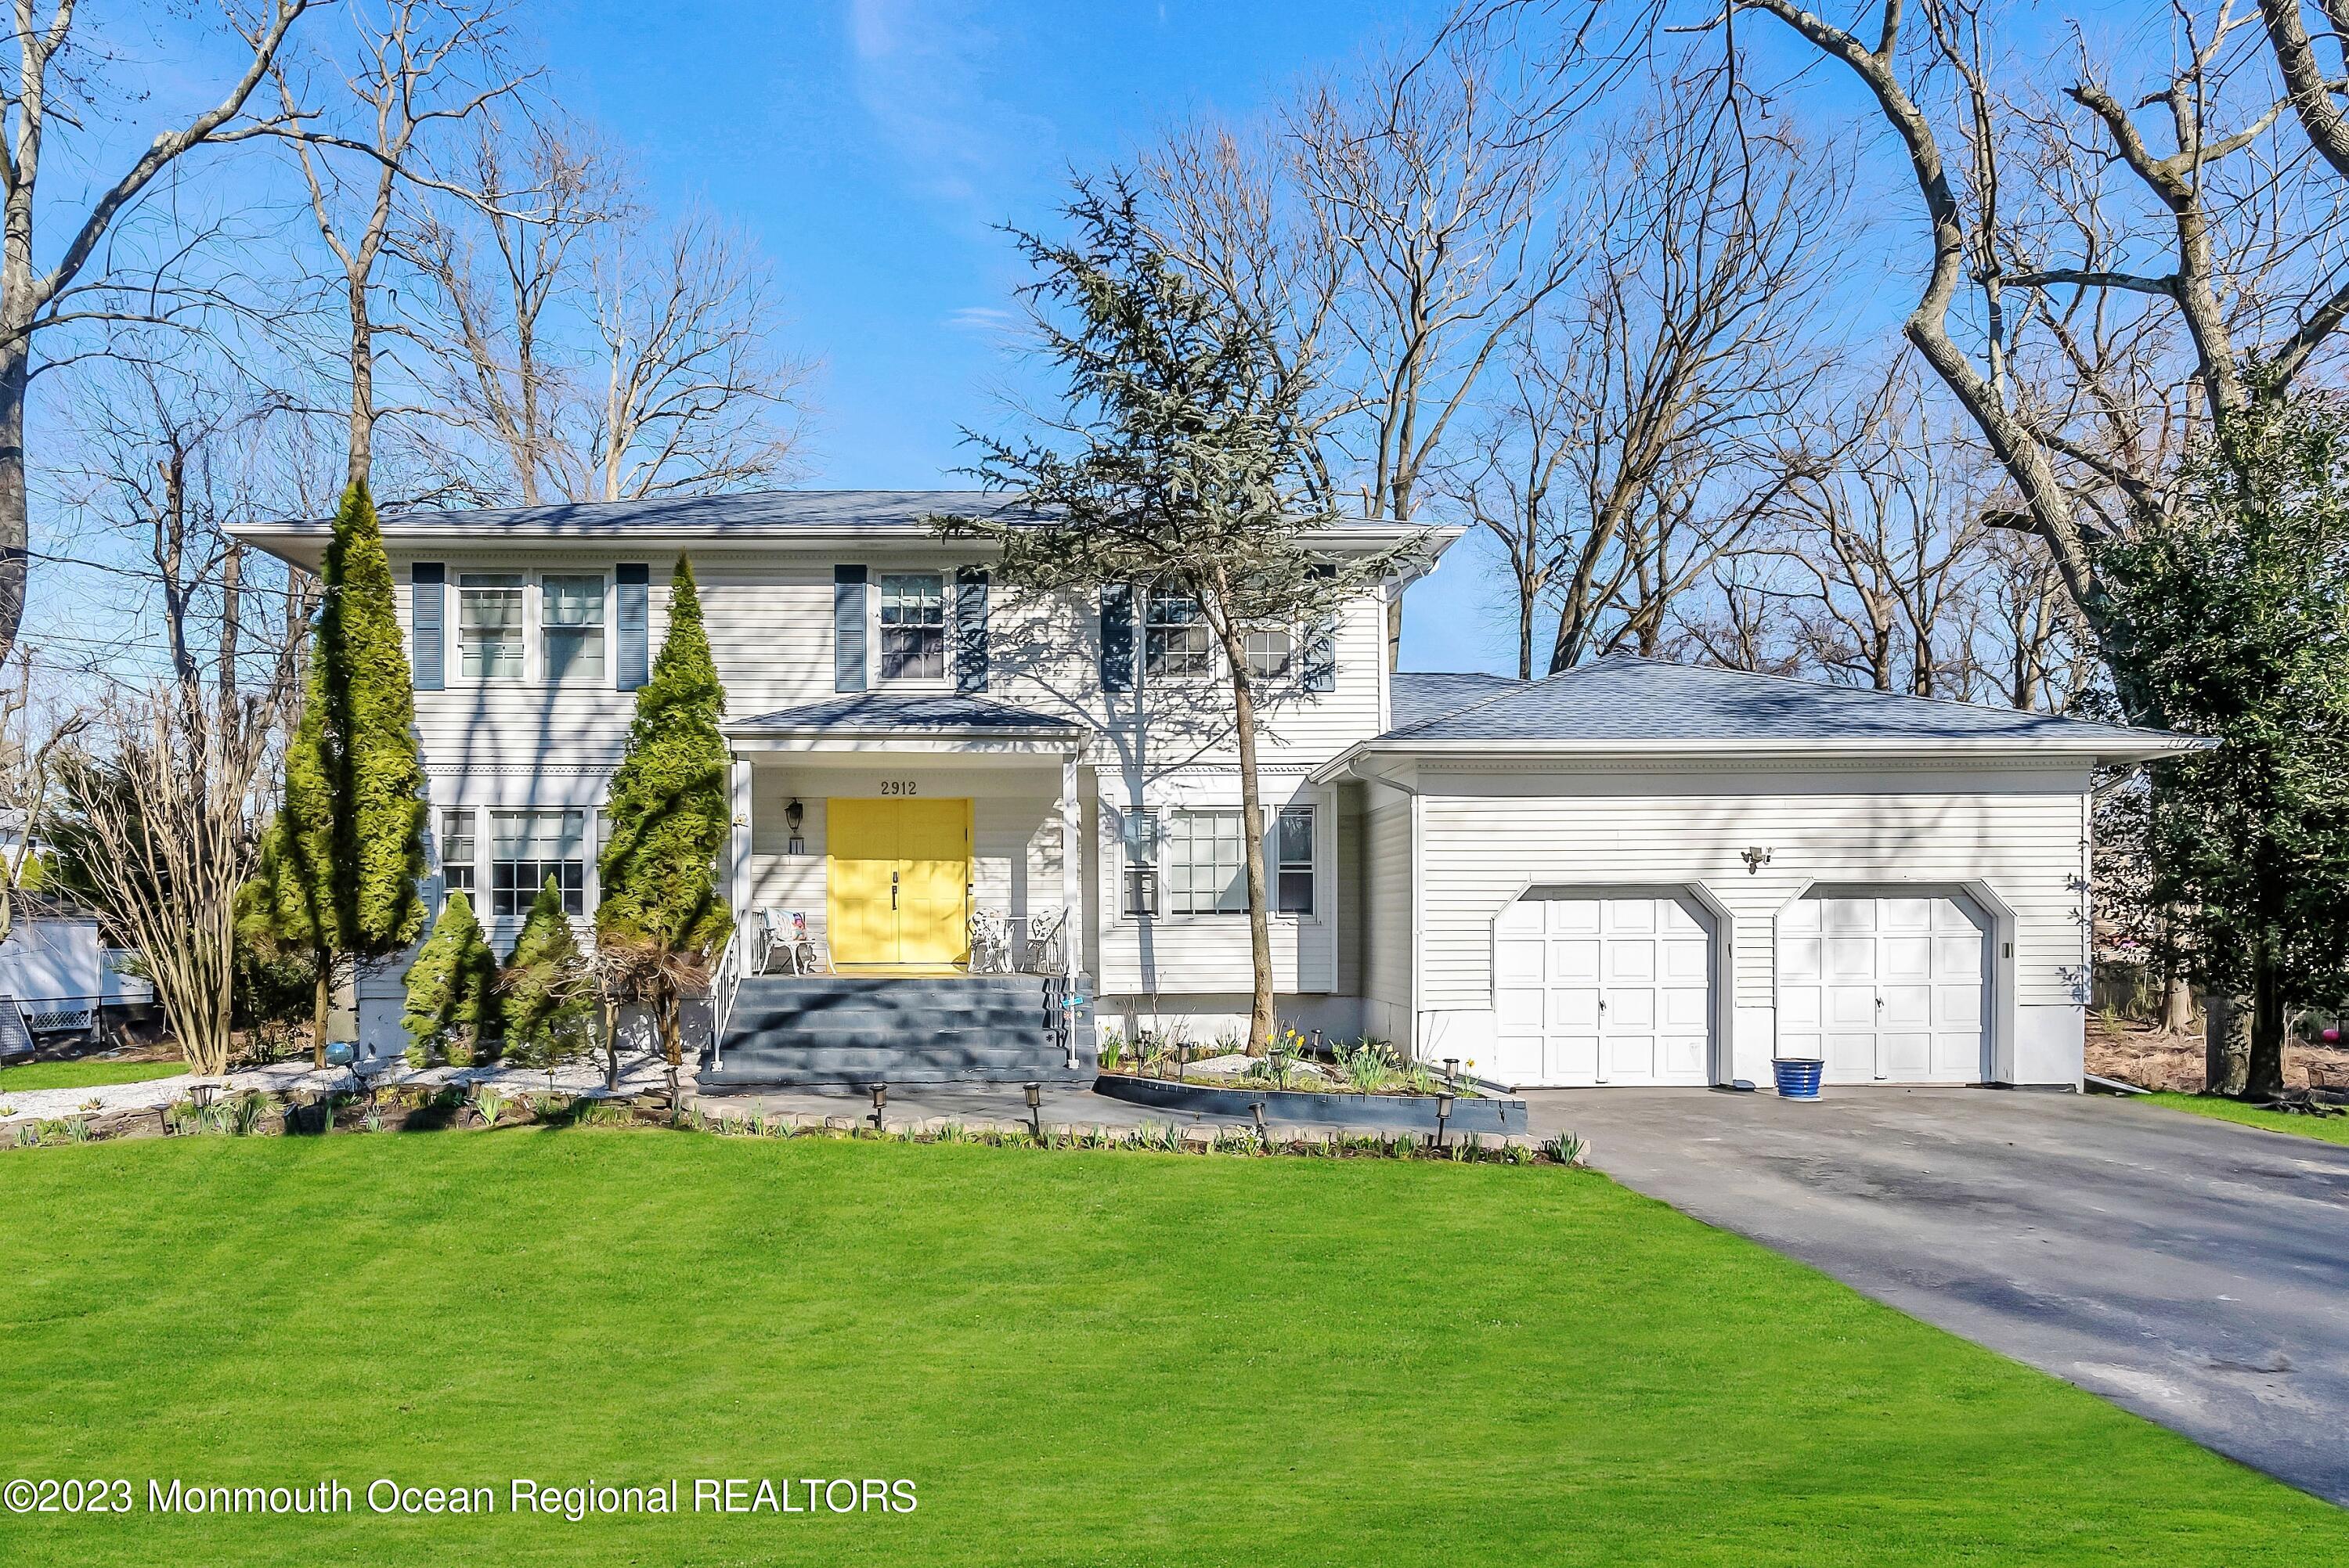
top-left (1771, 1058), bottom-right (1824, 1100)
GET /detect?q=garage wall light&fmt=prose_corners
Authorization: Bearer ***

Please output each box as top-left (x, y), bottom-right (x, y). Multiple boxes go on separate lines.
top-left (1740, 846), bottom-right (1773, 875)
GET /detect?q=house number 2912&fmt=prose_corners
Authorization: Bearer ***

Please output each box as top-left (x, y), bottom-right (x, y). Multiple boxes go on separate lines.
top-left (879, 780), bottom-right (918, 796)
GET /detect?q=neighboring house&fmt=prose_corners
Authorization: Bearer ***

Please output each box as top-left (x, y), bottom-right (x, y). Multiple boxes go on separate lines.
top-left (0, 892), bottom-right (157, 1056)
top-left (230, 490), bottom-right (2189, 1089)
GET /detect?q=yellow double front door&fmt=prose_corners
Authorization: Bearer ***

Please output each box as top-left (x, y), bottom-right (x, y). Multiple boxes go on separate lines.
top-left (826, 797), bottom-right (972, 968)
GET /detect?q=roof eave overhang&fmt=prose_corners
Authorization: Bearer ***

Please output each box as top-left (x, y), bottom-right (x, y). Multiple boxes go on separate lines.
top-left (226, 518), bottom-right (1458, 571)
top-left (1311, 734), bottom-right (2206, 784)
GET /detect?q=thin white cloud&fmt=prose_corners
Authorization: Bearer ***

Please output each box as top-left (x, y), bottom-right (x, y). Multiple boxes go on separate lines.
top-left (944, 305), bottom-right (1017, 333)
top-left (845, 0), bottom-right (1055, 221)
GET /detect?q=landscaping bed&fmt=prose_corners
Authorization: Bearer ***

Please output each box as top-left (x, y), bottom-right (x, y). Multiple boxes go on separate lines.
top-left (1094, 1071), bottom-right (1529, 1133)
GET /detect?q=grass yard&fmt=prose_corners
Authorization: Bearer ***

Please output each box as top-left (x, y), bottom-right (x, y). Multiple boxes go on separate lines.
top-left (2146, 1089), bottom-right (2349, 1146)
top-left (2, 1130), bottom-right (2344, 1566)
top-left (0, 1058), bottom-right (183, 1095)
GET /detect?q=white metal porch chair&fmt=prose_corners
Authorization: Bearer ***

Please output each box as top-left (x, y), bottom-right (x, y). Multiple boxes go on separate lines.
top-left (758, 908), bottom-right (831, 975)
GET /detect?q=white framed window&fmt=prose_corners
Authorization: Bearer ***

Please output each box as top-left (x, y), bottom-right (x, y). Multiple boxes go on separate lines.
top-left (1164, 809), bottom-right (1247, 915)
top-left (1146, 585), bottom-right (1213, 681)
top-left (542, 575), bottom-right (606, 682)
top-left (1121, 809), bottom-right (1160, 917)
top-left (458, 573), bottom-right (526, 680)
top-left (879, 571), bottom-right (946, 681)
top-left (1276, 805), bottom-right (1314, 915)
top-left (1245, 627), bottom-right (1294, 679)
top-left (438, 808), bottom-right (477, 902)
top-left (490, 809), bottom-right (586, 917)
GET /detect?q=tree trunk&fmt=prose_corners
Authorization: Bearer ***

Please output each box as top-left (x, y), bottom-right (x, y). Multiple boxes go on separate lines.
top-left (0, 341), bottom-right (27, 668)
top-left (2159, 973), bottom-right (2195, 1034)
top-left (2246, 948), bottom-right (2289, 1101)
top-left (312, 960), bottom-right (332, 1071)
top-left (346, 274), bottom-right (374, 488)
top-left (2205, 992), bottom-right (2252, 1097)
top-left (601, 997), bottom-right (619, 1090)
top-left (1217, 615), bottom-right (1278, 1055)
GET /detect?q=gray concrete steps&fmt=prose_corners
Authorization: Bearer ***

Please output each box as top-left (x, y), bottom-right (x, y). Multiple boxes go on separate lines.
top-left (707, 972), bottom-right (1089, 1088)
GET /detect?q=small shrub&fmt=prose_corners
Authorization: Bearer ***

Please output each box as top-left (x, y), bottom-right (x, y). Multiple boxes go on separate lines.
top-left (63, 1116), bottom-right (94, 1144)
top-left (1542, 1132), bottom-right (1586, 1166)
top-left (227, 1093), bottom-right (269, 1135)
top-left (471, 1088), bottom-right (509, 1126)
top-left (16, 1122), bottom-right (40, 1148)
top-left (1097, 1030), bottom-right (1126, 1072)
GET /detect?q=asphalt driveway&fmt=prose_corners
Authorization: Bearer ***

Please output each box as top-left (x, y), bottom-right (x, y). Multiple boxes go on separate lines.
top-left (1521, 1087), bottom-right (2349, 1505)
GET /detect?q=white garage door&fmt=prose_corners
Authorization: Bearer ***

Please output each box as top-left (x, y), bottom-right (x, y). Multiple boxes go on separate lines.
top-left (1492, 894), bottom-right (1712, 1087)
top-left (1778, 893), bottom-right (1987, 1083)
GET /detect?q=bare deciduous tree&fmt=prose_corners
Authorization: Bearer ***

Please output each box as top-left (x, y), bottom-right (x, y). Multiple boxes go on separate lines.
top-left (272, 0), bottom-right (525, 486)
top-left (0, 0), bottom-right (317, 670)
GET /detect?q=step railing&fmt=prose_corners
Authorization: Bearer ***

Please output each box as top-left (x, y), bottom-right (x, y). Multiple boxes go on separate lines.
top-left (709, 910), bottom-right (758, 1070)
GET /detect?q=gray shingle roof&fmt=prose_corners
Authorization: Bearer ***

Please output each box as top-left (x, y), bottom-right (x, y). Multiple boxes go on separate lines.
top-left (1379, 655), bottom-right (2174, 748)
top-left (730, 694), bottom-right (1083, 734)
top-left (1391, 670), bottom-right (1525, 730)
top-left (373, 489), bottom-right (1045, 535)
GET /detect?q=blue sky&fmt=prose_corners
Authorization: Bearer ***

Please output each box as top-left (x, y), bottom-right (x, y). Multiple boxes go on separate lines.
top-left (523, 0), bottom-right (1505, 669)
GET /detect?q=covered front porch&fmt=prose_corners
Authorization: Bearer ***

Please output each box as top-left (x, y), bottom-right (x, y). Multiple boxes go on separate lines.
top-left (709, 694), bottom-right (1096, 1083)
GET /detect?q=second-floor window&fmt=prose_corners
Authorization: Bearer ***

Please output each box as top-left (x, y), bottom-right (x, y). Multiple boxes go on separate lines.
top-left (879, 572), bottom-right (945, 680)
top-left (459, 574), bottom-right (525, 680)
top-left (439, 808), bottom-right (476, 901)
top-left (1146, 585), bottom-right (1212, 681)
top-left (491, 809), bottom-right (585, 917)
top-left (542, 575), bottom-right (605, 682)
top-left (1245, 627), bottom-right (1293, 679)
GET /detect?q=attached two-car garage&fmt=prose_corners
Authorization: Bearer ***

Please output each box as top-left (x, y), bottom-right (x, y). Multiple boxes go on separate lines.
top-left (1490, 886), bottom-right (1991, 1088)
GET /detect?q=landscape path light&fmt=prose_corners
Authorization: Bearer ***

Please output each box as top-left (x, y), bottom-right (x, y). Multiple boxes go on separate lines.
top-left (1025, 1080), bottom-right (1042, 1140)
top-left (1434, 1091), bottom-right (1456, 1151)
top-left (869, 1081), bottom-right (887, 1131)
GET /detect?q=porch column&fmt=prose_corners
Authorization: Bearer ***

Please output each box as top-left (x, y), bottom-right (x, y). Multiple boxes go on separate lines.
top-left (729, 755), bottom-right (753, 923)
top-left (1059, 752), bottom-right (1081, 983)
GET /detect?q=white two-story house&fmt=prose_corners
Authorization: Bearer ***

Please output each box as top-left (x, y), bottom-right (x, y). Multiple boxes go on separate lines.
top-left (234, 489), bottom-right (2192, 1091)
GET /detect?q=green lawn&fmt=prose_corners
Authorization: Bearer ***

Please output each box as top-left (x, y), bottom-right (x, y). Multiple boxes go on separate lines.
top-left (0, 1058), bottom-right (184, 1094)
top-left (2146, 1090), bottom-right (2349, 1145)
top-left (2, 1130), bottom-right (2342, 1566)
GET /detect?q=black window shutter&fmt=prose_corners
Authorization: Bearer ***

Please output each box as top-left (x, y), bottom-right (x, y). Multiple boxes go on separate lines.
top-left (954, 567), bottom-right (990, 694)
top-left (1099, 582), bottom-right (1135, 693)
top-left (1302, 564), bottom-right (1337, 692)
top-left (410, 562), bottom-right (445, 690)
top-left (615, 563), bottom-right (650, 690)
top-left (835, 565), bottom-right (868, 692)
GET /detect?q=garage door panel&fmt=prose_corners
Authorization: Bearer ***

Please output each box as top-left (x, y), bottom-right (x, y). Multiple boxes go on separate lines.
top-left (1880, 983), bottom-right (1932, 1028)
top-left (1548, 939), bottom-right (1600, 982)
top-left (1549, 988), bottom-right (1599, 1029)
top-left (1492, 894), bottom-right (1712, 1087)
top-left (1608, 943), bottom-right (1656, 982)
top-left (1604, 987), bottom-right (1654, 1029)
top-left (1880, 1031), bottom-right (1933, 1079)
top-left (1825, 937), bottom-right (1875, 981)
top-left (1659, 1033), bottom-right (1707, 1077)
top-left (1781, 936), bottom-right (1823, 983)
top-left (1826, 985), bottom-right (1878, 1028)
top-left (1824, 1031), bottom-right (1875, 1076)
top-left (1882, 936), bottom-right (1933, 981)
top-left (1660, 985), bottom-right (1709, 1029)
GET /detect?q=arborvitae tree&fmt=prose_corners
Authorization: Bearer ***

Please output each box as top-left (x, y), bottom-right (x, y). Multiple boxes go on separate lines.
top-left (596, 556), bottom-right (729, 1096)
top-left (503, 876), bottom-right (595, 1070)
top-left (250, 479), bottom-right (429, 1067)
top-left (402, 890), bottom-right (496, 1069)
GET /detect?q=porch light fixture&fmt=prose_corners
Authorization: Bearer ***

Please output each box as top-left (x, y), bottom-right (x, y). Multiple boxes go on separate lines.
top-left (1024, 1080), bottom-right (1042, 1140)
top-left (1434, 1091), bottom-right (1456, 1150)
top-left (786, 798), bottom-right (806, 856)
top-left (868, 1081), bottom-right (887, 1130)
top-left (1741, 845), bottom-right (1773, 875)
